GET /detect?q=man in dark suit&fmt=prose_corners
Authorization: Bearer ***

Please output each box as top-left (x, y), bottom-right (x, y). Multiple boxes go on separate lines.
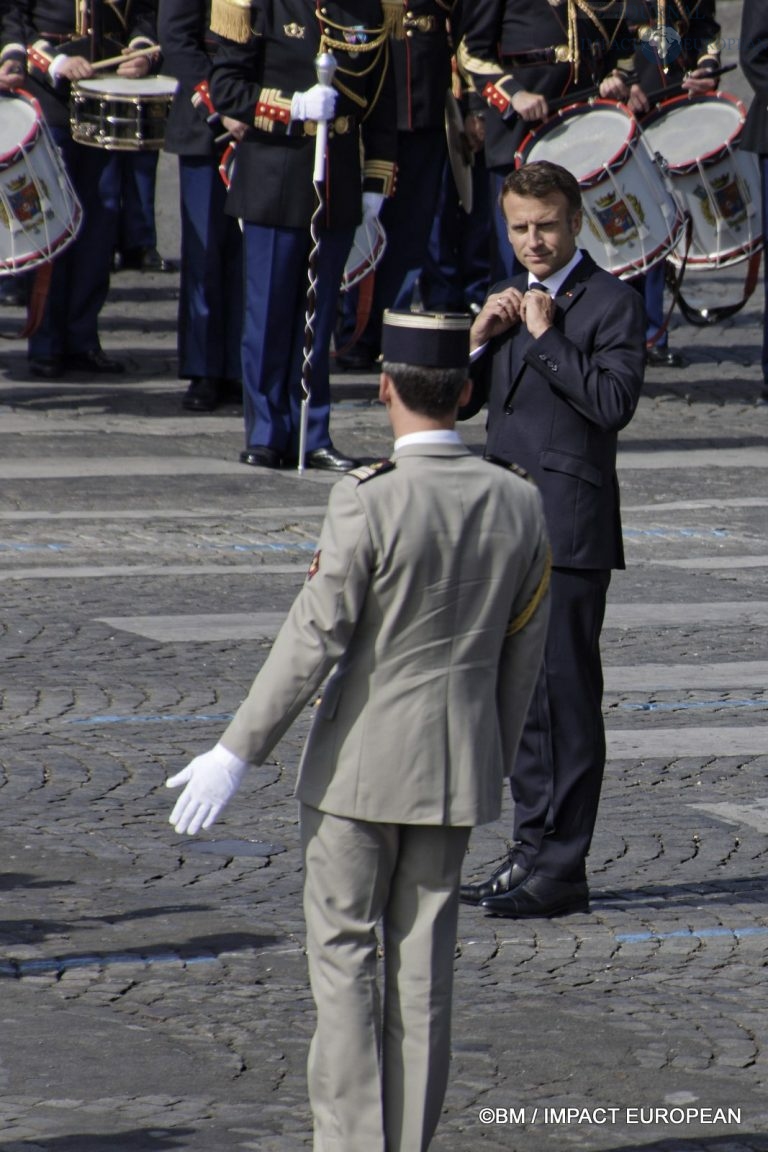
top-left (740, 0), bottom-right (768, 406)
top-left (159, 0), bottom-right (246, 412)
top-left (208, 0), bottom-right (397, 471)
top-left (459, 160), bottom-right (645, 918)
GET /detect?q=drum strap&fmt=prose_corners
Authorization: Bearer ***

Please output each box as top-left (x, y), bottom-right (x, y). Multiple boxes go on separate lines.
top-left (0, 262), bottom-right (51, 341)
top-left (672, 248), bottom-right (763, 328)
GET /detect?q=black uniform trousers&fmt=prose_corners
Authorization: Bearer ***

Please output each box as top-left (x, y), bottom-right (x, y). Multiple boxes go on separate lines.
top-left (510, 565), bottom-right (611, 883)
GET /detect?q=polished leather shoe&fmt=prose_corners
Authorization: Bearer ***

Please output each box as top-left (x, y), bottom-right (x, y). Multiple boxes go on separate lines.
top-left (220, 378), bottom-right (243, 403)
top-left (65, 349), bottom-right (125, 375)
top-left (28, 356), bottom-right (65, 379)
top-left (480, 873), bottom-right (589, 919)
top-left (646, 344), bottom-right (685, 368)
top-left (303, 446), bottom-right (359, 472)
top-left (118, 246), bottom-right (176, 273)
top-left (182, 377), bottom-right (220, 412)
top-left (460, 857), bottom-right (530, 905)
top-left (240, 446), bottom-right (282, 469)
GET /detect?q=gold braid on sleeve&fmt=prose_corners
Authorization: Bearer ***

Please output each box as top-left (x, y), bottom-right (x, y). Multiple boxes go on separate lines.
top-left (506, 547), bottom-right (552, 637)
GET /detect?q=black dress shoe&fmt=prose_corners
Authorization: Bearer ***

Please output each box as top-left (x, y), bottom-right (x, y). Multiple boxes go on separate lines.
top-left (65, 349), bottom-right (125, 375)
top-left (304, 446), bottom-right (359, 472)
top-left (459, 857), bottom-right (530, 906)
top-left (118, 246), bottom-right (176, 273)
top-left (646, 345), bottom-right (686, 368)
top-left (220, 378), bottom-right (242, 403)
top-left (28, 356), bottom-right (65, 379)
top-left (480, 873), bottom-right (589, 919)
top-left (240, 446), bottom-right (283, 469)
top-left (182, 377), bottom-right (220, 412)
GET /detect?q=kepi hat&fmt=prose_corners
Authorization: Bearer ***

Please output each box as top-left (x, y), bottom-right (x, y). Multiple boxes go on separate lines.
top-left (381, 311), bottom-right (470, 370)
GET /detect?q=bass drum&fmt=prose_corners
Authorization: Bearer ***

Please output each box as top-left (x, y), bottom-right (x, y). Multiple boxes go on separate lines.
top-left (516, 99), bottom-right (686, 279)
top-left (641, 91), bottom-right (762, 268)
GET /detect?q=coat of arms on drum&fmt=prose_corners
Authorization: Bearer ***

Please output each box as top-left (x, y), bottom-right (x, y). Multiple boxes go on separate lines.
top-left (590, 190), bottom-right (646, 246)
top-left (0, 173), bottom-right (52, 232)
top-left (695, 175), bottom-right (748, 231)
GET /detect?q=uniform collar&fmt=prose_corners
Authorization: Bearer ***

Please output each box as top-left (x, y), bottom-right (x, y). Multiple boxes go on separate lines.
top-left (393, 429), bottom-right (464, 451)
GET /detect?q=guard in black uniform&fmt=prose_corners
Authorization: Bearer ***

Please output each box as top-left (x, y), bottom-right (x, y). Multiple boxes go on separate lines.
top-left (457, 0), bottom-right (630, 278)
top-left (159, 0), bottom-right (246, 412)
top-left (740, 0), bottom-right (768, 406)
top-left (209, 0), bottom-right (397, 471)
top-left (334, 0), bottom-right (457, 372)
top-left (0, 0), bottom-right (159, 378)
top-left (624, 1), bottom-right (721, 368)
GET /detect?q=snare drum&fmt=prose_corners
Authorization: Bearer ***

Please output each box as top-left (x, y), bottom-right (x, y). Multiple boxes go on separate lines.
top-left (641, 92), bottom-right (762, 268)
top-left (0, 91), bottom-right (82, 274)
top-left (70, 76), bottom-right (178, 150)
top-left (516, 100), bottom-right (686, 278)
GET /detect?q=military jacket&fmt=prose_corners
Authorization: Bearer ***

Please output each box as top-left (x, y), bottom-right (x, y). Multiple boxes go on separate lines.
top-left (386, 0), bottom-right (456, 131)
top-left (209, 0), bottom-right (397, 230)
top-left (624, 0), bottom-right (721, 96)
top-left (1, 0), bottom-right (157, 128)
top-left (159, 0), bottom-right (230, 156)
top-left (457, 0), bottom-right (625, 167)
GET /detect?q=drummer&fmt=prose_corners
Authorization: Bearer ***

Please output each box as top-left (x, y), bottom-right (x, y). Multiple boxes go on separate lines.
top-left (456, 0), bottom-right (634, 279)
top-left (0, 0), bottom-right (160, 379)
top-left (623, 1), bottom-right (722, 369)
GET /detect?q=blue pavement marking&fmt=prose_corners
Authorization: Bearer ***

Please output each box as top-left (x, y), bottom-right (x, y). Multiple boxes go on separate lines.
top-left (0, 952), bottom-right (222, 978)
top-left (616, 926), bottom-right (768, 943)
top-left (621, 699), bottom-right (767, 712)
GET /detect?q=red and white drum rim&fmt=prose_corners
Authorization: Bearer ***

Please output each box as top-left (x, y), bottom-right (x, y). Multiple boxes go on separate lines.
top-left (515, 100), bottom-right (638, 189)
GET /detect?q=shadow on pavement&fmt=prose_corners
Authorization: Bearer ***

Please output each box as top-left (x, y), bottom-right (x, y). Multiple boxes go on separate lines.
top-left (0, 1128), bottom-right (194, 1151)
top-left (595, 874), bottom-right (768, 907)
top-left (604, 1136), bottom-right (768, 1151)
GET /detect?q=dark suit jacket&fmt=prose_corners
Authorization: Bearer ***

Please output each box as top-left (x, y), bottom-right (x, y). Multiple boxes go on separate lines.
top-left (462, 251), bottom-right (645, 570)
top-left (741, 0), bottom-right (768, 155)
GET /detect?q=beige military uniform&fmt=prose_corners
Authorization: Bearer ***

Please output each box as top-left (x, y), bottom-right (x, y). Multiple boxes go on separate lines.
top-left (222, 438), bottom-right (550, 1151)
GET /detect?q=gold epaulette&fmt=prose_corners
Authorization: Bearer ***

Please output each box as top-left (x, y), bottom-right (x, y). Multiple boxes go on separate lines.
top-left (346, 459), bottom-right (396, 484)
top-left (210, 0), bottom-right (251, 43)
top-left (485, 453), bottom-right (531, 482)
top-left (507, 546), bottom-right (551, 637)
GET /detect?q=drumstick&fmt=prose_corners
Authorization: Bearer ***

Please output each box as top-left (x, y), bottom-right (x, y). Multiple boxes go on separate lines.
top-left (89, 45), bottom-right (160, 73)
top-left (642, 63), bottom-right (737, 108)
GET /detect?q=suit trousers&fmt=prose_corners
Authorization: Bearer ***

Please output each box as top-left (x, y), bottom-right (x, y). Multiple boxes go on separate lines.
top-left (300, 804), bottom-right (470, 1152)
top-left (510, 566), bottom-right (611, 882)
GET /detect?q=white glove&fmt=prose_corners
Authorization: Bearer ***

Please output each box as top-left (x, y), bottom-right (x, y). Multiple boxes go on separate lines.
top-left (362, 191), bottom-right (384, 221)
top-left (166, 743), bottom-right (248, 835)
top-left (291, 84), bottom-right (338, 122)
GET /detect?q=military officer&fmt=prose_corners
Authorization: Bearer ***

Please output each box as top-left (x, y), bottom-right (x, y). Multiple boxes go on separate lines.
top-left (0, 0), bottom-right (159, 378)
top-left (334, 0), bottom-right (458, 372)
top-left (159, 0), bottom-right (246, 412)
top-left (740, 0), bottom-right (768, 406)
top-left (166, 310), bottom-right (550, 1151)
top-left (208, 0), bottom-right (397, 471)
top-left (457, 0), bottom-right (630, 278)
top-left (623, 1), bottom-right (721, 368)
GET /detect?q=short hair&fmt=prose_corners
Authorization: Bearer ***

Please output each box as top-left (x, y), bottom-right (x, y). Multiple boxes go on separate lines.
top-left (501, 161), bottom-right (582, 212)
top-left (381, 362), bottom-right (468, 418)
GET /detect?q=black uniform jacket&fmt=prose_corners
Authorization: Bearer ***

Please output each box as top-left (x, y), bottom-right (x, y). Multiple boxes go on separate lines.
top-left (387, 0), bottom-right (456, 131)
top-left (159, 0), bottom-right (229, 157)
top-left (209, 0), bottom-right (397, 230)
top-left (740, 0), bottom-right (768, 155)
top-left (462, 252), bottom-right (645, 570)
top-left (1, 0), bottom-right (157, 128)
top-left (457, 0), bottom-right (625, 168)
top-left (625, 0), bottom-right (720, 99)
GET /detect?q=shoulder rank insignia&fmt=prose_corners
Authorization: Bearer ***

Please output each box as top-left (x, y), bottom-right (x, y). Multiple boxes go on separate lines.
top-left (485, 454), bottom-right (531, 482)
top-left (346, 459), bottom-right (396, 484)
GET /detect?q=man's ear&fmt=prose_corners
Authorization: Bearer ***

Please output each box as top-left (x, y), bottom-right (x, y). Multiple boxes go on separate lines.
top-left (379, 372), bottom-right (393, 406)
top-left (458, 376), bottom-right (473, 409)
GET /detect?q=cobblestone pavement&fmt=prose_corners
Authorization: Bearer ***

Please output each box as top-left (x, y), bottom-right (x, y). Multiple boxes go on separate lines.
top-left (1, 8), bottom-right (768, 1148)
